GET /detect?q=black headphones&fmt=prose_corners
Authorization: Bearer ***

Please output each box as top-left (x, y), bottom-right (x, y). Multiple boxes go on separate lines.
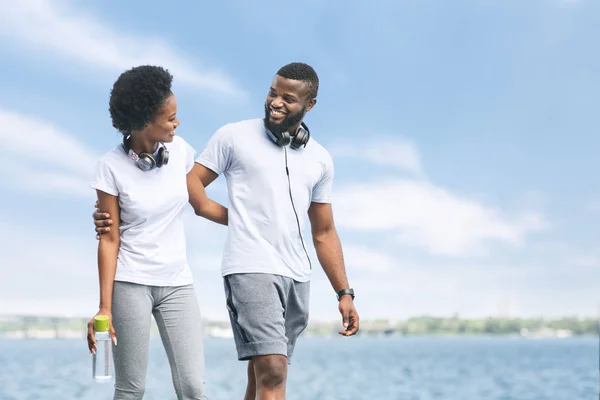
top-left (268, 122), bottom-right (311, 149)
top-left (122, 139), bottom-right (169, 171)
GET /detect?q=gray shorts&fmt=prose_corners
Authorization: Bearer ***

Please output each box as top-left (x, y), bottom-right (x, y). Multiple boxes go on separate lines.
top-left (223, 273), bottom-right (310, 364)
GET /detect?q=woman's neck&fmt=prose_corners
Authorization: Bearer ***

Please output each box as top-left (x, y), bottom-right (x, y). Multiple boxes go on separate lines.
top-left (128, 134), bottom-right (158, 155)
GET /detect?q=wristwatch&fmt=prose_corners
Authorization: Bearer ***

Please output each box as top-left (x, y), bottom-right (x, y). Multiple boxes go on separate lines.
top-left (337, 288), bottom-right (355, 301)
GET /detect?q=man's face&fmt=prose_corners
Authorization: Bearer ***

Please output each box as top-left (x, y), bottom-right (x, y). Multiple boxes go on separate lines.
top-left (264, 75), bottom-right (315, 135)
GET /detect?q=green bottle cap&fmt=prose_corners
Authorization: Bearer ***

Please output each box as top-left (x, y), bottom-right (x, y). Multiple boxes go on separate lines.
top-left (94, 315), bottom-right (110, 332)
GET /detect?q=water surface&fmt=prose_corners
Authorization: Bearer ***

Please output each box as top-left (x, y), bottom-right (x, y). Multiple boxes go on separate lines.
top-left (0, 336), bottom-right (595, 399)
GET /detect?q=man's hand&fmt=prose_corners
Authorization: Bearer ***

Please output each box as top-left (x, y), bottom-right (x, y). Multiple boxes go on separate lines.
top-left (338, 296), bottom-right (359, 336)
top-left (93, 200), bottom-right (113, 239)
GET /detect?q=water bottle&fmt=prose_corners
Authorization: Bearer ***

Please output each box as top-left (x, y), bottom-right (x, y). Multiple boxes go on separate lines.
top-left (92, 315), bottom-right (113, 383)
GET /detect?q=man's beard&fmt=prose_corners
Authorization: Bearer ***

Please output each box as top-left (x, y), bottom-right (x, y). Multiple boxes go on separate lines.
top-left (264, 103), bottom-right (306, 136)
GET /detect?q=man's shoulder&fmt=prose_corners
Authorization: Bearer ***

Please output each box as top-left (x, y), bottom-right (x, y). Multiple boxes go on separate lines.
top-left (217, 118), bottom-right (263, 134)
top-left (206, 118), bottom-right (264, 150)
top-left (306, 137), bottom-right (333, 164)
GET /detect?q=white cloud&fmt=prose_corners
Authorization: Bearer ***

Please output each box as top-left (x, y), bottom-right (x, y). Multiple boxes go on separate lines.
top-left (586, 200), bottom-right (600, 213)
top-left (0, 220), bottom-right (99, 316)
top-left (0, 109), bottom-right (98, 198)
top-left (309, 252), bottom-right (599, 320)
top-left (0, 109), bottom-right (98, 175)
top-left (341, 245), bottom-right (396, 272)
top-left (2, 163), bottom-right (94, 199)
top-left (0, 0), bottom-right (243, 97)
top-left (330, 136), bottom-right (547, 257)
top-left (569, 255), bottom-right (600, 268)
top-left (332, 137), bottom-right (422, 175)
top-left (334, 179), bottom-right (549, 256)
top-left (0, 212), bottom-right (229, 318)
top-left (0, 110), bottom-right (232, 317)
top-left (0, 211), bottom-right (593, 320)
top-left (0, 107), bottom-right (233, 199)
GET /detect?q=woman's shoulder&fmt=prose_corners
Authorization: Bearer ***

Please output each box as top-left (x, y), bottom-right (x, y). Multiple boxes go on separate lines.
top-left (96, 144), bottom-right (127, 166)
top-left (167, 135), bottom-right (195, 154)
top-left (169, 134), bottom-right (191, 146)
top-left (92, 145), bottom-right (131, 180)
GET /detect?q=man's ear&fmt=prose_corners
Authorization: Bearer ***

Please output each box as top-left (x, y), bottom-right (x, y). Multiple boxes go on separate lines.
top-left (305, 98), bottom-right (317, 113)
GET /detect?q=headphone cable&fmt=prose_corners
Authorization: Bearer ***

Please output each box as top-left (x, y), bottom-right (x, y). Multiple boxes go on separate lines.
top-left (284, 147), bottom-right (312, 270)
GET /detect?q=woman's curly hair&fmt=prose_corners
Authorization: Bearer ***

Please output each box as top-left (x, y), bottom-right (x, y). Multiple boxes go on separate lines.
top-left (109, 65), bottom-right (173, 135)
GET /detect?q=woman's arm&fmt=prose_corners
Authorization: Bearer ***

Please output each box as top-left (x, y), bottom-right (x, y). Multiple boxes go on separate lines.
top-left (96, 189), bottom-right (120, 311)
top-left (187, 163), bottom-right (228, 226)
top-left (87, 189), bottom-right (120, 352)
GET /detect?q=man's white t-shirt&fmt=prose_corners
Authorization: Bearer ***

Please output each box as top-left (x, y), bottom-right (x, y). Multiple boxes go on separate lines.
top-left (196, 118), bottom-right (334, 282)
top-left (90, 136), bottom-right (196, 286)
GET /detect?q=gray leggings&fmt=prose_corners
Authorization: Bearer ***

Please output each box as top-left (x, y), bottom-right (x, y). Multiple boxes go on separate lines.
top-left (111, 281), bottom-right (206, 400)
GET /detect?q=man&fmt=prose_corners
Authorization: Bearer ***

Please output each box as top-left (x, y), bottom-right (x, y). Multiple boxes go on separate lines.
top-left (94, 62), bottom-right (359, 399)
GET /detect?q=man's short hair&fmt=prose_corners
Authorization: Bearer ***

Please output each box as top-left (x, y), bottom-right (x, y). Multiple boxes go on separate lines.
top-left (276, 62), bottom-right (319, 100)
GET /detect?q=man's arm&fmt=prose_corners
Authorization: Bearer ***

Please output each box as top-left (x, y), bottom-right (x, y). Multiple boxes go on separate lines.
top-left (187, 163), bottom-right (228, 226)
top-left (93, 163), bottom-right (223, 235)
top-left (308, 202), bottom-right (359, 336)
top-left (308, 202), bottom-right (349, 292)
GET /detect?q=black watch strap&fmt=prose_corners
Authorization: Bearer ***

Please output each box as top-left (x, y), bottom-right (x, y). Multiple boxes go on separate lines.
top-left (337, 288), bottom-right (355, 301)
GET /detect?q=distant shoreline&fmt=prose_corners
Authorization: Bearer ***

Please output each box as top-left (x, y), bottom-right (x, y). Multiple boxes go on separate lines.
top-left (0, 332), bottom-right (596, 340)
top-left (1, 315), bottom-right (597, 340)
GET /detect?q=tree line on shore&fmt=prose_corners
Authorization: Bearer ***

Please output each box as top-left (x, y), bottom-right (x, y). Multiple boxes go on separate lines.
top-left (353, 316), bottom-right (598, 335)
top-left (1, 315), bottom-right (597, 336)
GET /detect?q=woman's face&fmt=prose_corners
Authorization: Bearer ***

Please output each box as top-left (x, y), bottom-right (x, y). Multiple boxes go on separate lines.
top-left (147, 93), bottom-right (179, 143)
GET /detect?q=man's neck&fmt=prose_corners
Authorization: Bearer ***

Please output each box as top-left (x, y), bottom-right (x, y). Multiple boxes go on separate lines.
top-left (262, 118), bottom-right (304, 137)
top-left (288, 122), bottom-right (302, 136)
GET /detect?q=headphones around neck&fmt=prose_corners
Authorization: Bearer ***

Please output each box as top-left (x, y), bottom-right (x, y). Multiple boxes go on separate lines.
top-left (122, 140), bottom-right (169, 171)
top-left (267, 122), bottom-right (311, 149)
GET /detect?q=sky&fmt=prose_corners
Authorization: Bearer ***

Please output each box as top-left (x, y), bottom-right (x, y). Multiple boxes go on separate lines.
top-left (0, 0), bottom-right (598, 323)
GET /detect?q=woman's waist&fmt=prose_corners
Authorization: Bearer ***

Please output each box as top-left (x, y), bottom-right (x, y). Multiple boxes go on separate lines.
top-left (117, 242), bottom-right (187, 264)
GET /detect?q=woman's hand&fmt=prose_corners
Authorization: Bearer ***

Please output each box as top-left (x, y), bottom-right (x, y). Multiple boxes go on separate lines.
top-left (86, 309), bottom-right (117, 354)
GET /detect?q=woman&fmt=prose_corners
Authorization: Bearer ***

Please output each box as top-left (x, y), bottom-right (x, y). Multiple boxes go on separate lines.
top-left (86, 65), bottom-right (226, 400)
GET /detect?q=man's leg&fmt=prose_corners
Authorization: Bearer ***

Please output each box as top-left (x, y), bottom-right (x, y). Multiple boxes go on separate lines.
top-left (250, 279), bottom-right (309, 399)
top-left (252, 354), bottom-right (288, 399)
top-left (283, 280), bottom-right (310, 364)
top-left (153, 284), bottom-right (206, 400)
top-left (111, 281), bottom-right (153, 400)
top-left (244, 360), bottom-right (256, 400)
top-left (223, 273), bottom-right (290, 400)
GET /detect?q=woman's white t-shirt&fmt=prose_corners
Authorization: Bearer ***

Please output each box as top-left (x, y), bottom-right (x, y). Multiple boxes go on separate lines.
top-left (90, 136), bottom-right (196, 287)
